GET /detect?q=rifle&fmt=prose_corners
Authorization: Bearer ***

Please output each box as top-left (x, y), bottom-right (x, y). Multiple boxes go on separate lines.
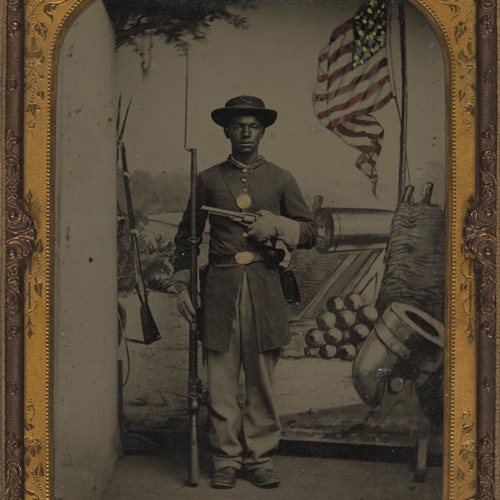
top-left (183, 45), bottom-right (203, 486)
top-left (119, 140), bottom-right (161, 345)
top-left (186, 147), bottom-right (202, 487)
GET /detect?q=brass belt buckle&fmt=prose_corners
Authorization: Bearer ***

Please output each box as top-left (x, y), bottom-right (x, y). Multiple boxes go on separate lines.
top-left (234, 251), bottom-right (254, 264)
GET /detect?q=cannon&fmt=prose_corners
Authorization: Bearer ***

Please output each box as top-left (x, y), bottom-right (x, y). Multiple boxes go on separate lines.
top-left (352, 302), bottom-right (444, 408)
top-left (314, 207), bottom-right (394, 253)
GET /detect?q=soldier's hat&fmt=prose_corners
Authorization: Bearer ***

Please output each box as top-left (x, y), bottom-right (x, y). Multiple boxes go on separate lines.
top-left (211, 96), bottom-right (277, 128)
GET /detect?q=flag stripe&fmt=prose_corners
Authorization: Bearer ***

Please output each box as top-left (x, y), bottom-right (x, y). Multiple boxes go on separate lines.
top-left (315, 71), bottom-right (380, 104)
top-left (340, 116), bottom-right (381, 130)
top-left (355, 142), bottom-right (382, 154)
top-left (318, 40), bottom-right (354, 64)
top-left (325, 91), bottom-right (393, 129)
top-left (326, 60), bottom-right (355, 87)
top-left (328, 41), bottom-right (356, 65)
top-left (323, 46), bottom-right (384, 90)
top-left (314, 58), bottom-right (388, 102)
top-left (355, 156), bottom-right (377, 169)
top-left (323, 44), bottom-right (386, 89)
top-left (351, 117), bottom-right (381, 126)
top-left (317, 75), bottom-right (391, 119)
top-left (333, 118), bottom-right (383, 149)
top-left (337, 123), bottom-right (383, 140)
top-left (329, 21), bottom-right (352, 43)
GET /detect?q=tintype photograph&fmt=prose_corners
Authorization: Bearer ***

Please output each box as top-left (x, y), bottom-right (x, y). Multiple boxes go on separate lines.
top-left (3, 0), bottom-right (489, 499)
top-left (53, 0), bottom-right (445, 498)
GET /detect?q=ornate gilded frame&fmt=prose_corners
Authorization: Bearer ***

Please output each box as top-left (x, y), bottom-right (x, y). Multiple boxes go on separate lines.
top-left (1, 0), bottom-right (497, 499)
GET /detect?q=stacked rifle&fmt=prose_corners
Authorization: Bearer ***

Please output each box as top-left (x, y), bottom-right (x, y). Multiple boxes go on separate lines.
top-left (117, 96), bottom-right (161, 346)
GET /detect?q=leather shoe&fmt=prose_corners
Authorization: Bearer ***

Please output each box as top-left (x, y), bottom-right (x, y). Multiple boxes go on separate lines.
top-left (249, 468), bottom-right (280, 488)
top-left (211, 467), bottom-right (237, 489)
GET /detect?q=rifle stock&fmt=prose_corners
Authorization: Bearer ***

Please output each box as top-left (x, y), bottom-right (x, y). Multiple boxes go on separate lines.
top-left (138, 299), bottom-right (161, 345)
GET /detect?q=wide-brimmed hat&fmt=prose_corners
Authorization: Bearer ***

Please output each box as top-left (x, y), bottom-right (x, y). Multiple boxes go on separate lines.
top-left (211, 96), bottom-right (277, 128)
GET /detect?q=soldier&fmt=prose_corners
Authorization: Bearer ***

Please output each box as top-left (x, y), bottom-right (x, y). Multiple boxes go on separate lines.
top-left (173, 95), bottom-right (316, 489)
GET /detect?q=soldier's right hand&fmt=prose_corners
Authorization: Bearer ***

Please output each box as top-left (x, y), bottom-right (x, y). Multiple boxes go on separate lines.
top-left (177, 289), bottom-right (197, 323)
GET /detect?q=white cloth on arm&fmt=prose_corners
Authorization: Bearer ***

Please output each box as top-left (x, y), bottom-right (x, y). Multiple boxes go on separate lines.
top-left (275, 216), bottom-right (300, 250)
top-left (248, 210), bottom-right (300, 250)
top-left (171, 269), bottom-right (191, 293)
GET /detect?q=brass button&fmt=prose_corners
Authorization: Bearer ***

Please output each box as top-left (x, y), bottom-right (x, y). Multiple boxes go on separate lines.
top-left (242, 231), bottom-right (248, 238)
top-left (243, 187), bottom-right (249, 192)
top-left (236, 194), bottom-right (252, 209)
top-left (242, 168), bottom-right (248, 173)
top-left (241, 177), bottom-right (247, 183)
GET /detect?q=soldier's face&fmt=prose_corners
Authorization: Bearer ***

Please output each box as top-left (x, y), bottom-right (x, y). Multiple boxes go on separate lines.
top-left (225, 116), bottom-right (265, 156)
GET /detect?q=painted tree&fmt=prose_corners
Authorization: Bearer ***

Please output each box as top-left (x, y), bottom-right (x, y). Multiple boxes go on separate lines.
top-left (104, 0), bottom-right (255, 74)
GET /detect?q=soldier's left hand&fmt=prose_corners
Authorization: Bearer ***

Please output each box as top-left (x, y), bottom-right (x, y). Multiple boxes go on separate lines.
top-left (247, 210), bottom-right (278, 243)
top-left (177, 289), bottom-right (200, 323)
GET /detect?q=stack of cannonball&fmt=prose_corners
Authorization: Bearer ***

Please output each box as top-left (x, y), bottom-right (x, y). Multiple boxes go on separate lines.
top-left (304, 293), bottom-right (378, 361)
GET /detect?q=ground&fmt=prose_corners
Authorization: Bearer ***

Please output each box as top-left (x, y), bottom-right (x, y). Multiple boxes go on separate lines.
top-left (103, 434), bottom-right (443, 500)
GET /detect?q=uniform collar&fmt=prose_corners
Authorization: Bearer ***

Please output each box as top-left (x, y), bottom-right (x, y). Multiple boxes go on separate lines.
top-left (227, 154), bottom-right (265, 171)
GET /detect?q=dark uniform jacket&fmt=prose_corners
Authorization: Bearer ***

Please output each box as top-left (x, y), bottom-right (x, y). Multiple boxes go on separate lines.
top-left (174, 157), bottom-right (316, 353)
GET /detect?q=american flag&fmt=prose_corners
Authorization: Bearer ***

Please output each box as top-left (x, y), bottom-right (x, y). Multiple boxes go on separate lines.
top-left (313, 0), bottom-right (393, 195)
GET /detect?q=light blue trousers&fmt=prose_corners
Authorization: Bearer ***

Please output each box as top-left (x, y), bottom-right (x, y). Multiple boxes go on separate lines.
top-left (207, 270), bottom-right (281, 471)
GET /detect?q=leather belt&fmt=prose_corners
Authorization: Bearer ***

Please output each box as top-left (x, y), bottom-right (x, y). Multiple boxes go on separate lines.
top-left (210, 251), bottom-right (264, 265)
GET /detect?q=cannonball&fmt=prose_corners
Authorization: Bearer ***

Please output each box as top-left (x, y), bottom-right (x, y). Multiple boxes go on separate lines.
top-left (304, 346), bottom-right (320, 357)
top-left (326, 296), bottom-right (345, 314)
top-left (323, 327), bottom-right (344, 346)
top-left (342, 329), bottom-right (354, 344)
top-left (305, 328), bottom-right (325, 348)
top-left (356, 305), bottom-right (379, 326)
top-left (316, 311), bottom-right (336, 330)
top-left (336, 309), bottom-right (356, 330)
top-left (351, 323), bottom-right (370, 342)
top-left (338, 343), bottom-right (357, 361)
top-left (344, 293), bottom-right (364, 311)
top-left (319, 344), bottom-right (337, 359)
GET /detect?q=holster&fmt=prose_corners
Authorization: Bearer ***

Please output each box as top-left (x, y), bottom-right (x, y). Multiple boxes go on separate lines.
top-left (279, 266), bottom-right (300, 305)
top-left (261, 241), bottom-right (300, 305)
top-left (261, 246), bottom-right (285, 269)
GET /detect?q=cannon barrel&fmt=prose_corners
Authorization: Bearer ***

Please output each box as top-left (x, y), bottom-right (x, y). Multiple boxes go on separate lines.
top-left (352, 302), bottom-right (444, 408)
top-left (314, 207), bottom-right (394, 253)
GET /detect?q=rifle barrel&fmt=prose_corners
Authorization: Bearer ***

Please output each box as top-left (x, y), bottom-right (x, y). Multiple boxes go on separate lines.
top-left (190, 149), bottom-right (198, 309)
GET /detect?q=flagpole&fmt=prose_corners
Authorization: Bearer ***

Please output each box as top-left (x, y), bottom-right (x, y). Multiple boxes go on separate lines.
top-left (397, 0), bottom-right (408, 202)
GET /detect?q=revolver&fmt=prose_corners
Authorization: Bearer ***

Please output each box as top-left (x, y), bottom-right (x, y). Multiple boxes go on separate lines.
top-left (201, 205), bottom-right (284, 269)
top-left (201, 205), bottom-right (260, 225)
